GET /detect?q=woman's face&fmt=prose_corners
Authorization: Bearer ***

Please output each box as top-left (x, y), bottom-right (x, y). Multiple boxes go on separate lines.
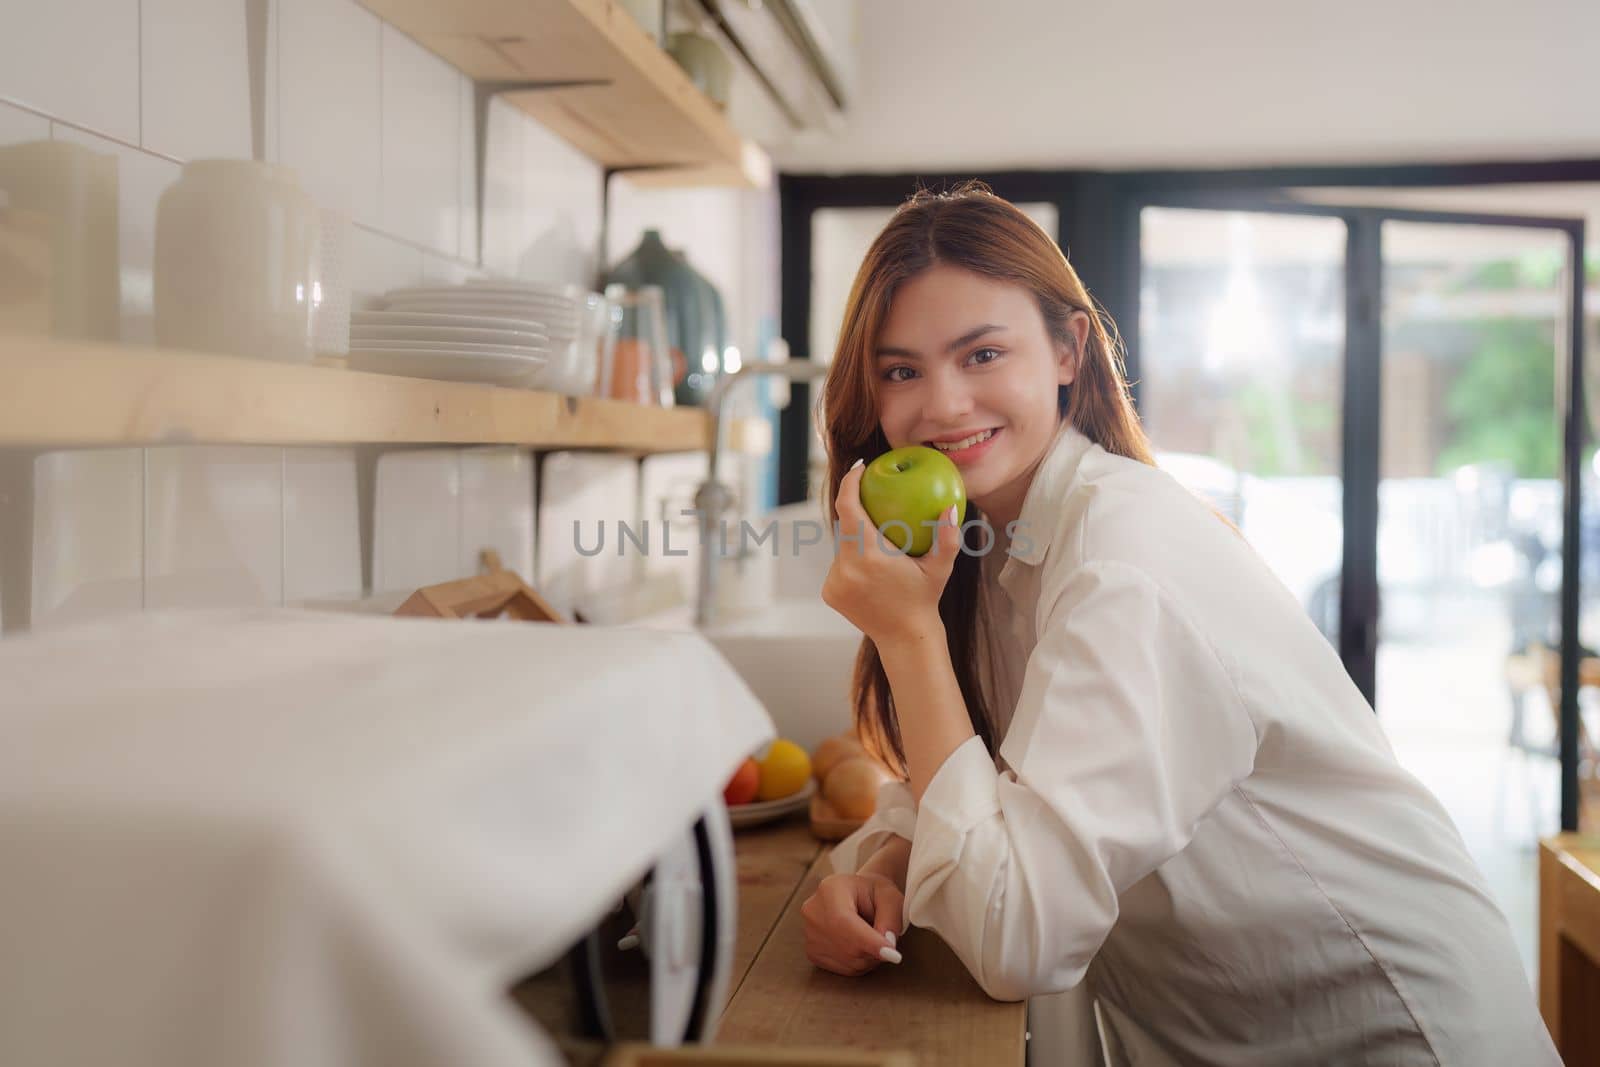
top-left (874, 263), bottom-right (1086, 524)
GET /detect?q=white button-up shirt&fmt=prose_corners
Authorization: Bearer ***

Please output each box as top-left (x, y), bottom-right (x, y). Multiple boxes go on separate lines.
top-left (831, 423), bottom-right (1556, 1065)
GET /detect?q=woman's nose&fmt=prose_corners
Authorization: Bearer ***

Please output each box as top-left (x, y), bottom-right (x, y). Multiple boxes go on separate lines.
top-left (924, 370), bottom-right (975, 421)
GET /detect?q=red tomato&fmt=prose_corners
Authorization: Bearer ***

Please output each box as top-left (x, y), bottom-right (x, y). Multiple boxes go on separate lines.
top-left (722, 757), bottom-right (760, 806)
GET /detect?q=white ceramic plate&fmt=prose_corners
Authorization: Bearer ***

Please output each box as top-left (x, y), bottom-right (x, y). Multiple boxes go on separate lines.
top-left (384, 295), bottom-right (579, 316)
top-left (463, 279), bottom-right (577, 296)
top-left (460, 283), bottom-right (579, 301)
top-left (726, 779), bottom-right (816, 830)
top-left (382, 296), bottom-right (578, 322)
top-left (460, 287), bottom-right (578, 308)
top-left (352, 310), bottom-right (550, 333)
top-left (351, 324), bottom-right (550, 346)
top-left (350, 339), bottom-right (551, 357)
top-left (385, 285), bottom-right (578, 312)
top-left (382, 317), bottom-right (579, 340)
top-left (345, 346), bottom-right (547, 386)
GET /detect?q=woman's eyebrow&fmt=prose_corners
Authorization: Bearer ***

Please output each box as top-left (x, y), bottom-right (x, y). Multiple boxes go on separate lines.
top-left (875, 323), bottom-right (1006, 360)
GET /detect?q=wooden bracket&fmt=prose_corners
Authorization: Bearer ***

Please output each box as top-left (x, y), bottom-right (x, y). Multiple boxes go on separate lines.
top-left (393, 568), bottom-right (567, 624)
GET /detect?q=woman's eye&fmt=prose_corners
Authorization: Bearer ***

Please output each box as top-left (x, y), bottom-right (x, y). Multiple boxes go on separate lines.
top-left (883, 365), bottom-right (917, 383)
top-left (968, 347), bottom-right (1001, 365)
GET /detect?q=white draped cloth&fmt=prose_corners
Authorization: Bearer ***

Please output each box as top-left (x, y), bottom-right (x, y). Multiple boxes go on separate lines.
top-left (0, 609), bottom-right (774, 1067)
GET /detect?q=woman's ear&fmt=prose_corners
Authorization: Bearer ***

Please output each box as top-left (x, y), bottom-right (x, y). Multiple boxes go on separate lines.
top-left (1057, 310), bottom-right (1091, 386)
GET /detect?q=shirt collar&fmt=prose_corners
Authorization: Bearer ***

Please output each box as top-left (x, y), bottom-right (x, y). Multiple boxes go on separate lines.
top-left (994, 420), bottom-right (1096, 577)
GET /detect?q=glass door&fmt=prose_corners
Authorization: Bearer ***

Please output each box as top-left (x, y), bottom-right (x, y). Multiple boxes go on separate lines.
top-left (1138, 197), bottom-right (1584, 975)
top-left (1375, 219), bottom-right (1574, 972)
top-left (1138, 207), bottom-right (1348, 645)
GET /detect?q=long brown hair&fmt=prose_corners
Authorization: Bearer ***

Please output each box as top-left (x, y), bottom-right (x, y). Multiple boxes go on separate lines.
top-left (817, 181), bottom-right (1156, 776)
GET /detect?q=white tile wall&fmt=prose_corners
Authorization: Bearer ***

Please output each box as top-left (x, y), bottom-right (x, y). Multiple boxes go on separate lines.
top-left (283, 449), bottom-right (361, 603)
top-left (278, 0), bottom-right (382, 226)
top-left (140, 0), bottom-right (253, 162)
top-left (519, 116), bottom-right (603, 285)
top-left (0, 101), bottom-right (50, 144)
top-left (638, 451), bottom-right (708, 594)
top-left (31, 450), bottom-right (143, 628)
top-left (50, 124), bottom-right (181, 345)
top-left (420, 252), bottom-right (482, 288)
top-left (1, 0), bottom-right (769, 631)
top-left (372, 450), bottom-right (460, 595)
top-left (349, 225), bottom-right (424, 310)
top-left (380, 24), bottom-right (459, 256)
top-left (479, 97), bottom-right (525, 279)
top-left (0, 0), bottom-right (140, 145)
top-left (144, 447), bottom-right (284, 609)
top-left (536, 452), bottom-right (639, 621)
top-left (460, 448), bottom-right (536, 582)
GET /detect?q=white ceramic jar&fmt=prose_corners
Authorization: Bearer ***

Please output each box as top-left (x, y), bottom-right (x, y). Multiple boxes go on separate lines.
top-left (154, 159), bottom-right (320, 362)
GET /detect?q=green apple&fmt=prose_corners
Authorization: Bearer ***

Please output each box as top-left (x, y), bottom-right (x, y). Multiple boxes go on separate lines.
top-left (858, 446), bottom-right (968, 557)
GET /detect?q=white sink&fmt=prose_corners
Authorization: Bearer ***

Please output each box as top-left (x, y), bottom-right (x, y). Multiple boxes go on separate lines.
top-left (705, 598), bottom-right (862, 752)
top-left (634, 597), bottom-right (862, 753)
top-left (630, 501), bottom-right (865, 752)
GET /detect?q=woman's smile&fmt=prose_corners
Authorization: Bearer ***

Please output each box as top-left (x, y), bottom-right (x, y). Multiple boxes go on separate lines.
top-left (924, 426), bottom-right (1003, 466)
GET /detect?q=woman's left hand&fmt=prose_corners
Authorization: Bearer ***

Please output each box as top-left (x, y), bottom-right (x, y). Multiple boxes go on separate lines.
top-left (821, 459), bottom-right (963, 649)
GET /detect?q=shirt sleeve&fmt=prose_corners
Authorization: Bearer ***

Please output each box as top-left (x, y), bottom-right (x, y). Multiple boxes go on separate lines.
top-left (903, 559), bottom-right (1259, 1001)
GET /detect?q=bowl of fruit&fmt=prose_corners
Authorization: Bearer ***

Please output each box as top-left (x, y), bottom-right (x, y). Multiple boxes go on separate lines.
top-left (722, 738), bottom-right (816, 829)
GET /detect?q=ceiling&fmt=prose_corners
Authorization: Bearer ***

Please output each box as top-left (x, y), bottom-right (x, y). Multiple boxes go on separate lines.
top-left (770, 0), bottom-right (1597, 175)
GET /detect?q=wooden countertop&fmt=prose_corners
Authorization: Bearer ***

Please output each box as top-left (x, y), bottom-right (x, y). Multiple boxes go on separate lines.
top-left (510, 817), bottom-right (1025, 1065)
top-left (721, 819), bottom-right (1026, 1065)
top-left (1540, 834), bottom-right (1600, 1062)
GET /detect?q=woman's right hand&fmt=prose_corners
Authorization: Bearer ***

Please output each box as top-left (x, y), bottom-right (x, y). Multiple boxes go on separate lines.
top-left (800, 871), bottom-right (905, 976)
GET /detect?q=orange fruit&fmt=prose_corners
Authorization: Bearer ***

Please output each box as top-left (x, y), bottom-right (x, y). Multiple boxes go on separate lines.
top-left (756, 739), bottom-right (812, 801)
top-left (822, 757), bottom-right (888, 820)
top-left (811, 734), bottom-right (867, 782)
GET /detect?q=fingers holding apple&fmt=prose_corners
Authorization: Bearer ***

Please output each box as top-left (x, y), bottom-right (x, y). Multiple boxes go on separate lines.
top-left (832, 459), bottom-right (871, 545)
top-left (822, 448), bottom-right (967, 647)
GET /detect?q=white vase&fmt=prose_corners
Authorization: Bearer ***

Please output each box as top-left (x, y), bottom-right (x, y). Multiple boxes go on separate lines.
top-left (154, 159), bottom-right (320, 363)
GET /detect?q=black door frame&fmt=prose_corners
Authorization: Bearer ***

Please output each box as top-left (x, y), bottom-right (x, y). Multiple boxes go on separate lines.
top-left (781, 159), bottom-right (1600, 502)
top-left (781, 159), bottom-right (1593, 830)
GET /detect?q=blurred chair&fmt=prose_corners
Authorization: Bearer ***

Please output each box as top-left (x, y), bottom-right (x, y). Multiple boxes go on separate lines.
top-left (1502, 642), bottom-right (1600, 839)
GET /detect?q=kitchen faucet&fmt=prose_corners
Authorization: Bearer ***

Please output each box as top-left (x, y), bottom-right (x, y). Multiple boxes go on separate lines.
top-left (694, 358), bottom-right (831, 627)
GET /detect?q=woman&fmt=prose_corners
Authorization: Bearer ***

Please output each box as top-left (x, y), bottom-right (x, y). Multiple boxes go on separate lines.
top-left (801, 183), bottom-right (1556, 1065)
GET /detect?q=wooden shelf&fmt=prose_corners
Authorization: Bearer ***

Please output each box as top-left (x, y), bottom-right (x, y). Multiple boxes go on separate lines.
top-left (0, 335), bottom-right (769, 454)
top-left (360, 0), bottom-right (772, 188)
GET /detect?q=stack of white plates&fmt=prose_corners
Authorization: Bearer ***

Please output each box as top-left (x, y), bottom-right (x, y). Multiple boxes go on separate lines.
top-left (380, 281), bottom-right (594, 394)
top-left (347, 309), bottom-right (552, 387)
top-left (384, 282), bottom-right (582, 343)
